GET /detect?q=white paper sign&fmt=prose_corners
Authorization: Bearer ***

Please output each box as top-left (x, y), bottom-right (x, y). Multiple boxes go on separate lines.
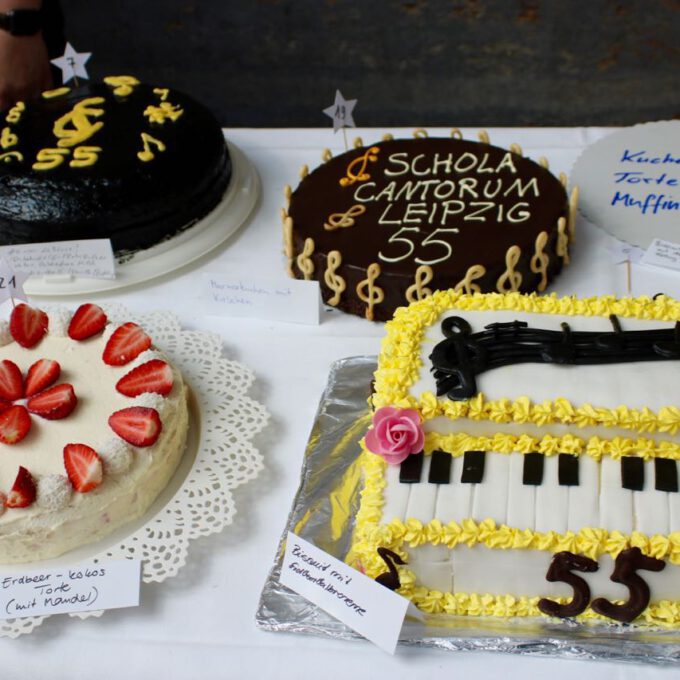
top-left (608, 240), bottom-right (645, 265)
top-left (640, 238), bottom-right (680, 272)
top-left (0, 258), bottom-right (29, 304)
top-left (202, 272), bottom-right (320, 325)
top-left (0, 239), bottom-right (115, 280)
top-left (280, 533), bottom-right (410, 654)
top-left (0, 559), bottom-right (141, 619)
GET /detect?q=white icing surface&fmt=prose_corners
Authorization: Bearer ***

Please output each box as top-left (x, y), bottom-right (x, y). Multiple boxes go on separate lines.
top-left (0, 321), bottom-right (188, 563)
top-left (46, 307), bottom-right (72, 337)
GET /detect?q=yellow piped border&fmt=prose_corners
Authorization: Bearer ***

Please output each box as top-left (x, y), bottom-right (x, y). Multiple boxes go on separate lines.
top-left (372, 291), bottom-right (680, 436)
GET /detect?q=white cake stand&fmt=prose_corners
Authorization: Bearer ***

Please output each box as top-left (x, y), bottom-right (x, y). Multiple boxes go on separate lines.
top-left (24, 140), bottom-right (260, 296)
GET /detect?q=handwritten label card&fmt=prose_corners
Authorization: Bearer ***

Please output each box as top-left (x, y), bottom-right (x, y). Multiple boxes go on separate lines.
top-left (280, 533), bottom-right (410, 654)
top-left (0, 239), bottom-right (116, 280)
top-left (641, 238), bottom-right (680, 272)
top-left (0, 257), bottom-right (29, 304)
top-left (0, 559), bottom-right (141, 619)
top-left (202, 272), bottom-right (320, 325)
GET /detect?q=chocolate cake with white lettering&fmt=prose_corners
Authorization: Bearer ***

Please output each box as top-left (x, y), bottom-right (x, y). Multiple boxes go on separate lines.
top-left (0, 76), bottom-right (231, 252)
top-left (283, 132), bottom-right (578, 321)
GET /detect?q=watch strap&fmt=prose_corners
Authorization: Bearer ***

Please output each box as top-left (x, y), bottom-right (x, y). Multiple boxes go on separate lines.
top-left (0, 9), bottom-right (43, 36)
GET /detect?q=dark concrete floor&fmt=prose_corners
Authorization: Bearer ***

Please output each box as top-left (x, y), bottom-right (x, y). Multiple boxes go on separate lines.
top-left (62, 0), bottom-right (680, 127)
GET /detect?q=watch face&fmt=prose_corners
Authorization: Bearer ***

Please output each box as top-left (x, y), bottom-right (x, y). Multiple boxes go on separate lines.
top-left (8, 9), bottom-right (42, 36)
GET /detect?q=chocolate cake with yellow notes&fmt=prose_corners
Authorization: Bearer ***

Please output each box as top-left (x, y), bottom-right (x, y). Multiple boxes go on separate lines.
top-left (0, 76), bottom-right (230, 252)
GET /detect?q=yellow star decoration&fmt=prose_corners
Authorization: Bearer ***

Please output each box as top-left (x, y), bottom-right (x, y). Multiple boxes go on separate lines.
top-left (143, 102), bottom-right (184, 125)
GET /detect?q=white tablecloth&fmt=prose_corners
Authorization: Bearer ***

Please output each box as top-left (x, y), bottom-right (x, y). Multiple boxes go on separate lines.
top-left (3, 128), bottom-right (680, 679)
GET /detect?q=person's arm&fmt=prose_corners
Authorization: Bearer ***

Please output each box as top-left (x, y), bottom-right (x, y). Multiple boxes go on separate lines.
top-left (0, 0), bottom-right (52, 111)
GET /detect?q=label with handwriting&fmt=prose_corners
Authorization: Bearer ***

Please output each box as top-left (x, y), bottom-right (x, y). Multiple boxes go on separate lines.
top-left (202, 272), bottom-right (320, 325)
top-left (641, 238), bottom-right (680, 272)
top-left (0, 239), bottom-right (116, 280)
top-left (280, 532), bottom-right (410, 654)
top-left (0, 559), bottom-right (141, 619)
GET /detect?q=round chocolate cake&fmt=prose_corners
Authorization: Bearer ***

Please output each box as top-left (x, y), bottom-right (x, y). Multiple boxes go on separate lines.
top-left (284, 133), bottom-right (577, 321)
top-left (0, 76), bottom-right (231, 252)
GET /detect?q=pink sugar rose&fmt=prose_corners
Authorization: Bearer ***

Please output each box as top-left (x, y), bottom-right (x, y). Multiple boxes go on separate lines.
top-left (365, 407), bottom-right (425, 465)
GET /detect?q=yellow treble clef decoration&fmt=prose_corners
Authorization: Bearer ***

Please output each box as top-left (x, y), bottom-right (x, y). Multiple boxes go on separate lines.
top-left (496, 246), bottom-right (523, 293)
top-left (556, 217), bottom-right (570, 265)
top-left (324, 204), bottom-right (366, 231)
top-left (530, 231), bottom-right (550, 292)
top-left (296, 238), bottom-right (315, 280)
top-left (454, 264), bottom-right (486, 294)
top-left (356, 262), bottom-right (385, 321)
top-left (405, 265), bottom-right (433, 303)
top-left (339, 146), bottom-right (380, 187)
top-left (324, 250), bottom-right (346, 306)
top-left (53, 97), bottom-right (105, 148)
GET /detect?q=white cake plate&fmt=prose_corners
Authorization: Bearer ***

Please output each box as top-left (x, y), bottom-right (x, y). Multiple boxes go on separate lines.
top-left (24, 139), bottom-right (260, 296)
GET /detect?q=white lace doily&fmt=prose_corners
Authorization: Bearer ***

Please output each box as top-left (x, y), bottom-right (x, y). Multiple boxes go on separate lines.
top-left (1, 305), bottom-right (269, 638)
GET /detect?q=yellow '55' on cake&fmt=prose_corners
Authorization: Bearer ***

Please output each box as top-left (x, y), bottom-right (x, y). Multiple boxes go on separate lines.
top-left (349, 291), bottom-right (680, 625)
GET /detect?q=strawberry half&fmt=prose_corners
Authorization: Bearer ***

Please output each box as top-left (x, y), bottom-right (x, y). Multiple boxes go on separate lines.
top-left (108, 406), bottom-right (162, 447)
top-left (5, 466), bottom-right (36, 508)
top-left (0, 405), bottom-right (30, 444)
top-left (116, 359), bottom-right (173, 397)
top-left (0, 359), bottom-right (23, 401)
top-left (24, 359), bottom-right (61, 397)
top-left (68, 303), bottom-right (108, 341)
top-left (27, 383), bottom-right (77, 420)
top-left (64, 443), bottom-right (103, 493)
top-left (9, 303), bottom-right (48, 348)
top-left (103, 322), bottom-right (152, 366)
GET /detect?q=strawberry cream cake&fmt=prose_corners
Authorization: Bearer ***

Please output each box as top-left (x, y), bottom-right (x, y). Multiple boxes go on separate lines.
top-left (0, 303), bottom-right (189, 563)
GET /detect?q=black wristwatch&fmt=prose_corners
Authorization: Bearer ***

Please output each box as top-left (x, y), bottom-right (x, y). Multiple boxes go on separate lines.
top-left (0, 8), bottom-right (42, 36)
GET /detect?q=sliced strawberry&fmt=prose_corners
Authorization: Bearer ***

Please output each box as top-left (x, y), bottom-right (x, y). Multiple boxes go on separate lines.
top-left (68, 303), bottom-right (108, 341)
top-left (0, 359), bottom-right (23, 401)
top-left (64, 443), bottom-right (103, 493)
top-left (102, 322), bottom-right (152, 366)
top-left (5, 466), bottom-right (36, 508)
top-left (116, 360), bottom-right (173, 397)
top-left (27, 383), bottom-right (77, 420)
top-left (9, 303), bottom-right (48, 348)
top-left (24, 359), bottom-right (61, 397)
top-left (108, 406), bottom-right (162, 447)
top-left (0, 405), bottom-right (30, 444)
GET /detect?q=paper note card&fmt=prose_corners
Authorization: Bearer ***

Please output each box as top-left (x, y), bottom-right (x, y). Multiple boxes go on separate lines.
top-left (202, 273), bottom-right (320, 325)
top-left (0, 559), bottom-right (141, 619)
top-left (0, 239), bottom-right (116, 280)
top-left (641, 238), bottom-right (680, 272)
top-left (280, 533), bottom-right (410, 654)
top-left (608, 240), bottom-right (645, 265)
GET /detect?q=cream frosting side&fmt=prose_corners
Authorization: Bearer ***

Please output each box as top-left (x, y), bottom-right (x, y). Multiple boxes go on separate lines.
top-left (0, 317), bottom-right (189, 564)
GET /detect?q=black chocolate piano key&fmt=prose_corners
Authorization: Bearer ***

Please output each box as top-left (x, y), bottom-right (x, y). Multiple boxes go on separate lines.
top-left (522, 452), bottom-right (544, 485)
top-left (461, 450), bottom-right (485, 484)
top-left (558, 453), bottom-right (580, 486)
top-left (399, 452), bottom-right (424, 483)
top-left (428, 450), bottom-right (452, 484)
top-left (655, 458), bottom-right (679, 492)
top-left (621, 456), bottom-right (644, 491)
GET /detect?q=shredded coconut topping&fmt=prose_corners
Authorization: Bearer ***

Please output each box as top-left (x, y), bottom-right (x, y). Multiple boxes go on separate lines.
top-left (47, 307), bottom-right (72, 337)
top-left (98, 438), bottom-right (133, 475)
top-left (0, 320), bottom-right (12, 347)
top-left (37, 474), bottom-right (72, 510)
top-left (134, 392), bottom-right (164, 411)
top-left (131, 349), bottom-right (165, 368)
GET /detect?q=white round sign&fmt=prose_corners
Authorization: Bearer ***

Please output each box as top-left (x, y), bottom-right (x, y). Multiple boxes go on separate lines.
top-left (570, 121), bottom-right (679, 248)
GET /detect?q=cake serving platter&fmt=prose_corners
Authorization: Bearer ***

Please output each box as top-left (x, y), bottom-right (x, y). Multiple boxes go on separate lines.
top-left (24, 140), bottom-right (260, 297)
top-left (0, 305), bottom-right (269, 638)
top-left (258, 357), bottom-right (680, 665)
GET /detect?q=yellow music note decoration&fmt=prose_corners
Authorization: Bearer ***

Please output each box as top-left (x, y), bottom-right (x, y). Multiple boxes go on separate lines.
top-left (296, 238), bottom-right (315, 280)
top-left (339, 146), bottom-right (380, 187)
top-left (324, 204), bottom-right (366, 231)
top-left (324, 250), bottom-right (346, 306)
top-left (357, 262), bottom-right (384, 321)
top-left (137, 133), bottom-right (166, 162)
top-left (104, 75), bottom-right (140, 97)
top-left (405, 265), bottom-right (433, 303)
top-left (0, 127), bottom-right (18, 150)
top-left (530, 231), bottom-right (550, 292)
top-left (496, 246), bottom-right (523, 293)
top-left (556, 217), bottom-right (570, 265)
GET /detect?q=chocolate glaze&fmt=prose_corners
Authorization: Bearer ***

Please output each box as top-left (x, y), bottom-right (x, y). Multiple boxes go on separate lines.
top-left (538, 551), bottom-right (599, 619)
top-left (288, 137), bottom-right (569, 321)
top-left (0, 81), bottom-right (231, 252)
